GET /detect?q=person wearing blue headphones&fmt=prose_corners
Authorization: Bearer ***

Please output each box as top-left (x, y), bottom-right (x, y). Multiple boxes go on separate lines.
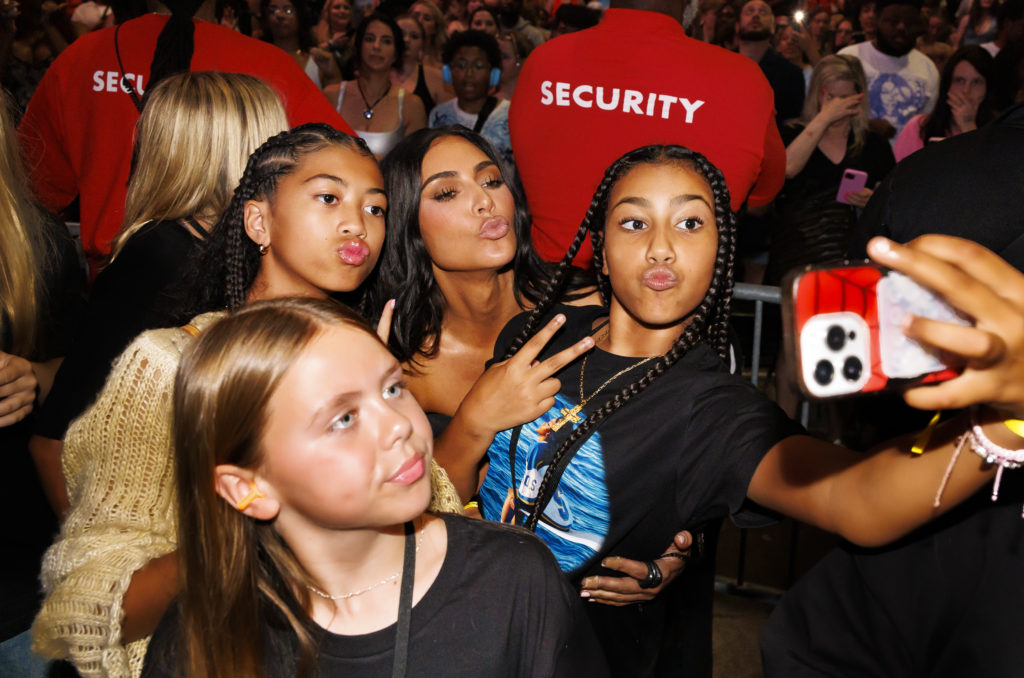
top-left (428, 29), bottom-right (515, 171)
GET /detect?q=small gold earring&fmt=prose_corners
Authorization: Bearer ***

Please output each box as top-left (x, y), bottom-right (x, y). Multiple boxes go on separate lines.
top-left (258, 243), bottom-right (270, 255)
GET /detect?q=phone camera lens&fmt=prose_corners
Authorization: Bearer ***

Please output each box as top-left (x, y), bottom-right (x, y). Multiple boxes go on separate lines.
top-left (843, 356), bottom-right (863, 382)
top-left (826, 325), bottom-right (846, 351)
top-left (814, 360), bottom-right (835, 386)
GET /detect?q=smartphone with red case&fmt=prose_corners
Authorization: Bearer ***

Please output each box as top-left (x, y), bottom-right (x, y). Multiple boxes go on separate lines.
top-left (781, 262), bottom-right (968, 399)
top-left (836, 169), bottom-right (868, 204)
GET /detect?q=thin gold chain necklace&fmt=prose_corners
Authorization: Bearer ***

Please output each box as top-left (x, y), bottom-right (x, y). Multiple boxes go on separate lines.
top-left (548, 353), bottom-right (654, 432)
top-left (306, 529), bottom-right (421, 601)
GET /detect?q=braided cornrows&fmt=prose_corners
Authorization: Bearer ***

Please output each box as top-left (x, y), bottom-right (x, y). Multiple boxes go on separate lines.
top-left (173, 124), bottom-right (373, 321)
top-left (520, 145), bottom-right (737, 532)
top-left (502, 165), bottom-right (622, 359)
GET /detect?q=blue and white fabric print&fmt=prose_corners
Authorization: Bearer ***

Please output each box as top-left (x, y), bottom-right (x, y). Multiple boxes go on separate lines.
top-left (479, 393), bottom-right (610, 574)
top-left (869, 73), bottom-right (929, 130)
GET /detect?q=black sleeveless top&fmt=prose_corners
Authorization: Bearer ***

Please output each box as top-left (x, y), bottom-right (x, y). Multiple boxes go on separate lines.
top-left (414, 62), bottom-right (435, 115)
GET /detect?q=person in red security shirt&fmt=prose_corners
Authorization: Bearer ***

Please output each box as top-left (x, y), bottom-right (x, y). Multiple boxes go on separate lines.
top-left (509, 0), bottom-right (785, 266)
top-left (18, 1), bottom-right (354, 278)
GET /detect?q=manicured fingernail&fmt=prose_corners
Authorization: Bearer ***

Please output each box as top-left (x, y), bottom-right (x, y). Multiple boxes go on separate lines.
top-left (554, 314), bottom-right (565, 324)
top-left (580, 591), bottom-right (590, 598)
top-left (868, 237), bottom-right (895, 258)
top-left (388, 298), bottom-right (396, 309)
top-left (581, 337), bottom-right (594, 348)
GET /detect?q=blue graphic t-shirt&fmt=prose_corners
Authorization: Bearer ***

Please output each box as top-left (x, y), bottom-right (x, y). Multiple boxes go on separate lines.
top-left (479, 393), bottom-right (610, 572)
top-left (480, 305), bottom-right (802, 580)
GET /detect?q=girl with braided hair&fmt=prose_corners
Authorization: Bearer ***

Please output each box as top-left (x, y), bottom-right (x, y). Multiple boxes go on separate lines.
top-left (459, 144), bottom-right (1024, 675)
top-left (33, 123), bottom-right (462, 678)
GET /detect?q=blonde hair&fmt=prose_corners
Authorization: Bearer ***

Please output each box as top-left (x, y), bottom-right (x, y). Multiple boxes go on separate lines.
top-left (173, 298), bottom-right (383, 678)
top-left (111, 72), bottom-right (288, 260)
top-left (801, 54), bottom-right (870, 155)
top-left (0, 93), bottom-right (47, 357)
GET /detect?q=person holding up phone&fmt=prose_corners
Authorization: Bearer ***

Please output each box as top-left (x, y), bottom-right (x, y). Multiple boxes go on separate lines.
top-left (764, 54), bottom-right (895, 286)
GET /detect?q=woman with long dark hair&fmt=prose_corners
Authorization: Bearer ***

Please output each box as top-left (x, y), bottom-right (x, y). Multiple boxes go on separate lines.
top-left (365, 126), bottom-right (597, 492)
top-left (954, 0), bottom-right (1000, 46)
top-left (326, 12), bottom-right (427, 159)
top-left (894, 45), bottom-right (996, 161)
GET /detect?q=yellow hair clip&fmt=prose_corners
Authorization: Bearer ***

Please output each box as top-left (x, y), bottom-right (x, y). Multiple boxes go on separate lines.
top-left (236, 481), bottom-right (265, 510)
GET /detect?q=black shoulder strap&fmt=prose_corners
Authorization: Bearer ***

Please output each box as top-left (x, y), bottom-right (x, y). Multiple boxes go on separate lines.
top-left (114, 23), bottom-right (144, 113)
top-left (473, 97), bottom-right (499, 133)
top-left (391, 521), bottom-right (416, 678)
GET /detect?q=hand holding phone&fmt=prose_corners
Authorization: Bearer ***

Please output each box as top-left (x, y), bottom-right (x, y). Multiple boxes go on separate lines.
top-left (836, 169), bottom-right (868, 205)
top-left (782, 262), bottom-right (970, 399)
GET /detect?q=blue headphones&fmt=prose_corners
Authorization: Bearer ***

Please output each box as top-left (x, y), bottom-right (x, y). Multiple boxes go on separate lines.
top-left (443, 64), bottom-right (502, 88)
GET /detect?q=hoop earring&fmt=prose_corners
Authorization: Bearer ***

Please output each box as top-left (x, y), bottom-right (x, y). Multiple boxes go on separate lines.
top-left (258, 243), bottom-right (270, 256)
top-left (236, 481), bottom-right (265, 510)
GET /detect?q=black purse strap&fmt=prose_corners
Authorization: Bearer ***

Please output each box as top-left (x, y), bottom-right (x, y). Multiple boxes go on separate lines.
top-left (391, 521), bottom-right (416, 678)
top-left (473, 97), bottom-right (498, 133)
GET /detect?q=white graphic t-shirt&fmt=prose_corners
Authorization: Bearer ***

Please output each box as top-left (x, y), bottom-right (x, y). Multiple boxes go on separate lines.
top-left (838, 41), bottom-right (940, 141)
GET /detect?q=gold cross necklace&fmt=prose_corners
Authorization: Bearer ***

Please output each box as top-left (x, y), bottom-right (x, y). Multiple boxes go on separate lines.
top-left (548, 352), bottom-right (655, 432)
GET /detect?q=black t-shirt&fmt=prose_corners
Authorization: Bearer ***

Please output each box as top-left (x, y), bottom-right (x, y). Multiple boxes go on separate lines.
top-left (758, 48), bottom-right (806, 126)
top-left (479, 304), bottom-right (798, 579)
top-left (142, 514), bottom-right (609, 678)
top-left (776, 124), bottom-right (895, 209)
top-left (35, 219), bottom-right (203, 441)
top-left (762, 473), bottom-right (1024, 678)
top-left (848, 102), bottom-right (1024, 268)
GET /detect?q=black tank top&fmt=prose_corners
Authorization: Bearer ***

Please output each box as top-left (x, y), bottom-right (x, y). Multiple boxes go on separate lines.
top-left (414, 62), bottom-right (436, 115)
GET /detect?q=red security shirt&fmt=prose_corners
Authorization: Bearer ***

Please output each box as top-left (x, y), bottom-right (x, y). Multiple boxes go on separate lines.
top-left (509, 9), bottom-right (785, 265)
top-left (18, 14), bottom-right (353, 277)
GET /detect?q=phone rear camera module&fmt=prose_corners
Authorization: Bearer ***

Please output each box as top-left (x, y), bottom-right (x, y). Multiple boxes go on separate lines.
top-left (843, 356), bottom-right (863, 382)
top-left (814, 359), bottom-right (835, 386)
top-left (826, 325), bottom-right (846, 351)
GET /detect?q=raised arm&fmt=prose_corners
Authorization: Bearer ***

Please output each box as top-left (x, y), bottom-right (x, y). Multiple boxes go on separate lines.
top-left (784, 93), bottom-right (863, 178)
top-left (750, 235), bottom-right (1024, 546)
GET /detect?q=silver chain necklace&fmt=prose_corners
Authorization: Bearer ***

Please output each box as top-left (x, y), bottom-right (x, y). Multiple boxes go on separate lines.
top-left (306, 529), bottom-right (421, 601)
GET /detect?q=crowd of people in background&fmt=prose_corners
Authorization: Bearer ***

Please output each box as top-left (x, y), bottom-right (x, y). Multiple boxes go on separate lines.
top-left (3, 0), bottom-right (1024, 676)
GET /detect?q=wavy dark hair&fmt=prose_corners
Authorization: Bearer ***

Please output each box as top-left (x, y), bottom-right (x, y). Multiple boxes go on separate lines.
top-left (365, 126), bottom-right (575, 365)
top-left (169, 123), bottom-right (374, 324)
top-left (353, 12), bottom-right (406, 71)
top-left (504, 145), bottom-right (737, 531)
top-left (921, 45), bottom-right (996, 143)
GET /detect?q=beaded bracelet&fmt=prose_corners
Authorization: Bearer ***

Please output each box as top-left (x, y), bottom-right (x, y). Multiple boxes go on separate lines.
top-left (932, 408), bottom-right (1024, 514)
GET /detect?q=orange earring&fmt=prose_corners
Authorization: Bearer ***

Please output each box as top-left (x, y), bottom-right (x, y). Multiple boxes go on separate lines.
top-left (236, 481), bottom-right (265, 510)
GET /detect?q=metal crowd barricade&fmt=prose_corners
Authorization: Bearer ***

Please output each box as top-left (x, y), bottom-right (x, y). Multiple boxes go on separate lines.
top-left (725, 282), bottom-right (810, 596)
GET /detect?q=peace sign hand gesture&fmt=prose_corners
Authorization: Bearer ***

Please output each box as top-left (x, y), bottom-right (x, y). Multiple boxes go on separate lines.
top-left (435, 314), bottom-right (594, 499)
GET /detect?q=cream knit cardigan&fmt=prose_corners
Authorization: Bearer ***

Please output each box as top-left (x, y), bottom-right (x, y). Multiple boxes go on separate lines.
top-left (31, 313), bottom-right (463, 678)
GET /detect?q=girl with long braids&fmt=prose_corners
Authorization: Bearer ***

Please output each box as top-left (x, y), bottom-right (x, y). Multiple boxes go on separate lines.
top-left (140, 297), bottom-right (607, 678)
top-left (457, 144), bottom-right (1024, 675)
top-left (32, 124), bottom-right (461, 678)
